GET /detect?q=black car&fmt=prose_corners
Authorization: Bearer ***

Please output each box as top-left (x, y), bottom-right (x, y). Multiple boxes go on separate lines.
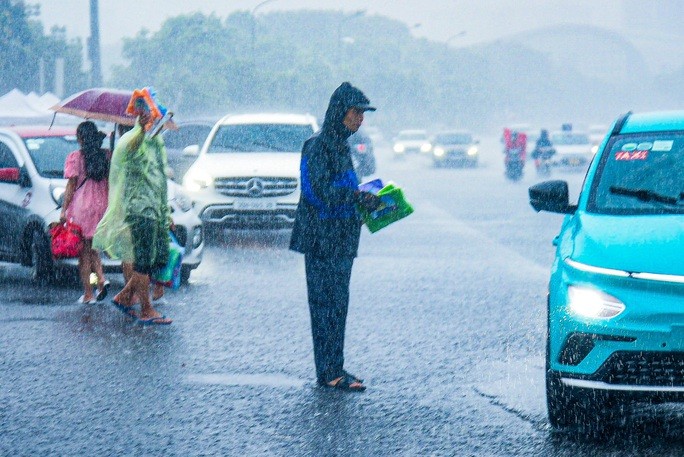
top-left (162, 120), bottom-right (215, 181)
top-left (348, 129), bottom-right (376, 178)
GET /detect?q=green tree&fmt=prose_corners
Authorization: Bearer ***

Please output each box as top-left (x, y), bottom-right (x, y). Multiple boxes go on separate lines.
top-left (0, 0), bottom-right (88, 96)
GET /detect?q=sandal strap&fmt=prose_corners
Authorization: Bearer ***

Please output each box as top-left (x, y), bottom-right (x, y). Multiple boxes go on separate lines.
top-left (329, 373), bottom-right (366, 391)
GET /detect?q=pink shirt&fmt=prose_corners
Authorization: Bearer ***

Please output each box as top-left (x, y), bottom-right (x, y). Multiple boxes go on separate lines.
top-left (64, 150), bottom-right (110, 239)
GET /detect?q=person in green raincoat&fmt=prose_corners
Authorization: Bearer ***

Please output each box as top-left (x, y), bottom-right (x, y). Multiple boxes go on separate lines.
top-left (93, 112), bottom-right (172, 325)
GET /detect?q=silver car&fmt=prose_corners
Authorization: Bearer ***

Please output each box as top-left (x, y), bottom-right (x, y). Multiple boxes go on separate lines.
top-left (0, 125), bottom-right (203, 283)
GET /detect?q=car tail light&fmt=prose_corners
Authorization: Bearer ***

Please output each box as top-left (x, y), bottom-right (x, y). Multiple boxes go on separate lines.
top-left (355, 144), bottom-right (367, 153)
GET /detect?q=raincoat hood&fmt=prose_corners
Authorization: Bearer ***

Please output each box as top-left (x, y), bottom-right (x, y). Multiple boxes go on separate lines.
top-left (321, 82), bottom-right (375, 141)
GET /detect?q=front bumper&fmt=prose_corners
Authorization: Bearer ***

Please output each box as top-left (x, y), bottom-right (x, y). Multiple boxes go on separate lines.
top-left (189, 188), bottom-right (299, 229)
top-left (549, 259), bottom-right (684, 396)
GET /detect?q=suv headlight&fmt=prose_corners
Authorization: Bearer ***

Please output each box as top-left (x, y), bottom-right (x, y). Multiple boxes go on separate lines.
top-left (50, 184), bottom-right (66, 207)
top-left (433, 146), bottom-right (445, 157)
top-left (183, 169), bottom-right (213, 192)
top-left (394, 143), bottom-right (405, 153)
top-left (467, 146), bottom-right (478, 156)
top-left (421, 143), bottom-right (432, 153)
top-left (567, 285), bottom-right (625, 319)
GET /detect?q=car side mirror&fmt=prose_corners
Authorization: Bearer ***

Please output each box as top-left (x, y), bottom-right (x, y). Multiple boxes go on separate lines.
top-left (529, 180), bottom-right (577, 214)
top-left (0, 167), bottom-right (20, 184)
top-left (183, 144), bottom-right (200, 156)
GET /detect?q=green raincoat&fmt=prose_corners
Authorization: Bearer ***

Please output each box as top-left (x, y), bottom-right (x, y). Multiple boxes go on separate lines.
top-left (93, 123), bottom-right (170, 262)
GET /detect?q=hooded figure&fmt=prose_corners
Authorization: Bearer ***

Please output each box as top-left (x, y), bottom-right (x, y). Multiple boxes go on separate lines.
top-left (289, 82), bottom-right (377, 391)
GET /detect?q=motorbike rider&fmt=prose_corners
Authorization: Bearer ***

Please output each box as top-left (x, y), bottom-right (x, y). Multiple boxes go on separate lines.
top-left (531, 129), bottom-right (555, 174)
top-left (502, 128), bottom-right (527, 180)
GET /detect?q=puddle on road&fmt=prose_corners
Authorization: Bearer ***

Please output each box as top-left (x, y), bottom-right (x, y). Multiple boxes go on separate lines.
top-left (186, 373), bottom-right (307, 388)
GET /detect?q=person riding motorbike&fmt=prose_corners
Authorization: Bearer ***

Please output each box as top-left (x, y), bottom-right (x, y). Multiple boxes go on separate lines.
top-left (530, 129), bottom-right (556, 176)
top-left (502, 128), bottom-right (526, 180)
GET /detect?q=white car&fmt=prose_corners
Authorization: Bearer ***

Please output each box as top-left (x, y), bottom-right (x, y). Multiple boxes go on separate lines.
top-left (182, 113), bottom-right (318, 229)
top-left (393, 129), bottom-right (431, 157)
top-left (0, 126), bottom-right (203, 283)
top-left (549, 130), bottom-right (595, 169)
top-left (588, 124), bottom-right (608, 154)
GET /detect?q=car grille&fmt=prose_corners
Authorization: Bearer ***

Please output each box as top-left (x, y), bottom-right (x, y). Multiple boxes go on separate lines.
top-left (214, 177), bottom-right (297, 197)
top-left (599, 351), bottom-right (684, 386)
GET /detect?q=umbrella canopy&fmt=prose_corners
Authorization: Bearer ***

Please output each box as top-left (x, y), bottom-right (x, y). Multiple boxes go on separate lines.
top-left (50, 88), bottom-right (177, 128)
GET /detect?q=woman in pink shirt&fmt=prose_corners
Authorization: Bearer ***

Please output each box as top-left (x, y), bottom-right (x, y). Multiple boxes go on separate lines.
top-left (61, 121), bottom-right (111, 304)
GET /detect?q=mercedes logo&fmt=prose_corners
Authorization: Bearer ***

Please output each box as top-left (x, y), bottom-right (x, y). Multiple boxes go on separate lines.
top-left (246, 178), bottom-right (264, 197)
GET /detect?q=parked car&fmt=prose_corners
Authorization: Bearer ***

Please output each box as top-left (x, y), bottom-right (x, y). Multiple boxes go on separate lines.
top-left (348, 128), bottom-right (376, 178)
top-left (548, 129), bottom-right (594, 170)
top-left (529, 110), bottom-right (684, 431)
top-left (430, 130), bottom-right (479, 167)
top-left (588, 124), bottom-right (609, 154)
top-left (0, 125), bottom-right (203, 283)
top-left (182, 113), bottom-right (318, 229)
top-left (392, 129), bottom-right (431, 157)
top-left (161, 120), bottom-right (215, 182)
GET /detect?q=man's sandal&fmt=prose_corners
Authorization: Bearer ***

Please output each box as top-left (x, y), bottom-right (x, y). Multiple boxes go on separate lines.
top-left (325, 373), bottom-right (366, 391)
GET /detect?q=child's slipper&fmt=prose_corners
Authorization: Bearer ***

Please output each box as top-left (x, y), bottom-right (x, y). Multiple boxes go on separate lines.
top-left (77, 295), bottom-right (97, 305)
top-left (96, 280), bottom-right (111, 302)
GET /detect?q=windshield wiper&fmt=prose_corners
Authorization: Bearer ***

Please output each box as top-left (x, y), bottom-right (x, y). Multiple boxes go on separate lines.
top-left (42, 170), bottom-right (65, 178)
top-left (609, 186), bottom-right (683, 206)
top-left (211, 144), bottom-right (249, 152)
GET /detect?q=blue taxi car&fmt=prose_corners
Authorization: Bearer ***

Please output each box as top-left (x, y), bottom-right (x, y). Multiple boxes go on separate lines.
top-left (529, 110), bottom-right (684, 429)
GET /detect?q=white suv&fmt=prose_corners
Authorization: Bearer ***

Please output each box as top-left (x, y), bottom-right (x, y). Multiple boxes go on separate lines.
top-left (182, 113), bottom-right (318, 229)
top-left (0, 125), bottom-right (204, 283)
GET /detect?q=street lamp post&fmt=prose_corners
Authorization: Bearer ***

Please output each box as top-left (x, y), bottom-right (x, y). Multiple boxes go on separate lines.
top-left (251, 0), bottom-right (277, 58)
top-left (446, 31), bottom-right (467, 45)
top-left (337, 10), bottom-right (365, 61)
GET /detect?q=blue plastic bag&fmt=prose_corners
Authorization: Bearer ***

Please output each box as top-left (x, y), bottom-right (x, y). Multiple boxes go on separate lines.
top-left (152, 232), bottom-right (183, 289)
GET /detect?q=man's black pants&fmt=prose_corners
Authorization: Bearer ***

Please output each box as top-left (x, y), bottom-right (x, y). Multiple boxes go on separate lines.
top-left (304, 254), bottom-right (354, 384)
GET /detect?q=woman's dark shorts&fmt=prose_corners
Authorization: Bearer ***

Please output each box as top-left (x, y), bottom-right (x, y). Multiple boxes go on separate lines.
top-left (126, 215), bottom-right (170, 275)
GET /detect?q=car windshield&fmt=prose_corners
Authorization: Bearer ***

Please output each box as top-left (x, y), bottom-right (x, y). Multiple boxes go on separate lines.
top-left (163, 125), bottom-right (212, 149)
top-left (434, 133), bottom-right (472, 144)
top-left (588, 133), bottom-right (684, 215)
top-left (23, 135), bottom-right (78, 178)
top-left (398, 132), bottom-right (427, 141)
top-left (207, 123), bottom-right (313, 153)
top-left (551, 133), bottom-right (590, 145)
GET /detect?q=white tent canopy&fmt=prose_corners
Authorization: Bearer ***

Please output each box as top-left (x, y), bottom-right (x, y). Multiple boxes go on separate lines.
top-left (0, 89), bottom-right (58, 125)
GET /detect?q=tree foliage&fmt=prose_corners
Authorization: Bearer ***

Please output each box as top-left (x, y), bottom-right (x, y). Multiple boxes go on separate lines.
top-left (110, 10), bottom-right (648, 132)
top-left (0, 0), bottom-right (88, 95)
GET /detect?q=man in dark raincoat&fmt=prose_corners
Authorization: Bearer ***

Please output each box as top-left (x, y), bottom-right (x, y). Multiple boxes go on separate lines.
top-left (290, 82), bottom-right (380, 391)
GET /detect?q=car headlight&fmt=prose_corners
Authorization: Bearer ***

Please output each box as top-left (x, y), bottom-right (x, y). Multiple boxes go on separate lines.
top-left (192, 226), bottom-right (203, 248)
top-left (467, 146), bottom-right (478, 156)
top-left (173, 191), bottom-right (193, 212)
top-left (394, 143), bottom-right (405, 153)
top-left (183, 169), bottom-right (213, 192)
top-left (421, 143), bottom-right (432, 153)
top-left (50, 184), bottom-right (65, 207)
top-left (591, 145), bottom-right (599, 154)
top-left (433, 147), bottom-right (445, 157)
top-left (567, 285), bottom-right (625, 319)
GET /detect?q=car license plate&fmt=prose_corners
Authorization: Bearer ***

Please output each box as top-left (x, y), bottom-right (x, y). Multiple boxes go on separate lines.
top-left (234, 200), bottom-right (276, 210)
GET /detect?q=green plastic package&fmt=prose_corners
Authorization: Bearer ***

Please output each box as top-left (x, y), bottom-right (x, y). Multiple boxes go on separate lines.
top-left (359, 182), bottom-right (414, 233)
